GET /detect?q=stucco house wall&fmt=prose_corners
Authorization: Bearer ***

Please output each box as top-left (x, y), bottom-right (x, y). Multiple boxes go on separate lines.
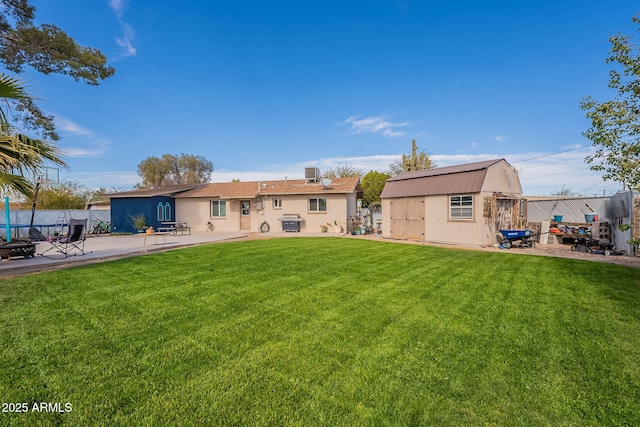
top-left (175, 177), bottom-right (360, 234)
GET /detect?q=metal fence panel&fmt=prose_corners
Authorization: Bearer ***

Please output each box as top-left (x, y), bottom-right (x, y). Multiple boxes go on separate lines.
top-left (1, 209), bottom-right (111, 239)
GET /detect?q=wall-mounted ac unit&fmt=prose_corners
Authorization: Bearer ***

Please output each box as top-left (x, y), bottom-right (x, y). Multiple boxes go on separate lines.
top-left (305, 167), bottom-right (321, 183)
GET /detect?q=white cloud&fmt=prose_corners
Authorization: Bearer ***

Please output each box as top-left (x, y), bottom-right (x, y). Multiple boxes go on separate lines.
top-left (67, 171), bottom-right (139, 190)
top-left (55, 115), bottom-right (111, 158)
top-left (494, 135), bottom-right (505, 142)
top-left (63, 139), bottom-right (111, 158)
top-left (109, 0), bottom-right (126, 18)
top-left (109, 0), bottom-right (136, 58)
top-left (339, 115), bottom-right (410, 138)
top-left (56, 117), bottom-right (93, 137)
top-left (84, 146), bottom-right (623, 195)
top-left (116, 23), bottom-right (136, 57)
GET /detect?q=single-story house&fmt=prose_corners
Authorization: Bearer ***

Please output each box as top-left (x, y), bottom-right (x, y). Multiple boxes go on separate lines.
top-left (380, 159), bottom-right (524, 246)
top-left (174, 172), bottom-right (361, 233)
top-left (108, 184), bottom-right (203, 233)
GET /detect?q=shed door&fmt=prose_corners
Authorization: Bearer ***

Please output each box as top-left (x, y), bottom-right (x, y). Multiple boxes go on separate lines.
top-left (390, 198), bottom-right (424, 240)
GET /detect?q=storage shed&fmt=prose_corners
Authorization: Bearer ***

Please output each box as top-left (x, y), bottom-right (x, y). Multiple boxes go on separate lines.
top-left (380, 159), bottom-right (524, 246)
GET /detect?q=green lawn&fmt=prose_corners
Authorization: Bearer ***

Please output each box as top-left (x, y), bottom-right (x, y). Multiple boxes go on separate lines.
top-left (1, 238), bottom-right (639, 426)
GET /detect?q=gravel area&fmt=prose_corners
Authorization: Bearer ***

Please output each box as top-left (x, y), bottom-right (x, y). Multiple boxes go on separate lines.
top-left (331, 233), bottom-right (640, 269)
top-left (504, 243), bottom-right (640, 268)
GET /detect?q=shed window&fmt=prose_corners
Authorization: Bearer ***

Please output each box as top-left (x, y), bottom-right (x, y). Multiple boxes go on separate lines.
top-left (309, 197), bottom-right (327, 212)
top-left (164, 202), bottom-right (171, 221)
top-left (157, 202), bottom-right (164, 221)
top-left (273, 198), bottom-right (282, 209)
top-left (211, 200), bottom-right (227, 218)
top-left (450, 195), bottom-right (473, 220)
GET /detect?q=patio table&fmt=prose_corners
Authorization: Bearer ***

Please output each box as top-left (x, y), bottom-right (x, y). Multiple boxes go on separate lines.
top-left (160, 221), bottom-right (191, 235)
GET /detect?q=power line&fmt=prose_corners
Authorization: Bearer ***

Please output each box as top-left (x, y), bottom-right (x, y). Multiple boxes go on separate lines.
top-left (519, 167), bottom-right (589, 181)
top-left (519, 156), bottom-right (584, 171)
top-left (511, 145), bottom-right (587, 164)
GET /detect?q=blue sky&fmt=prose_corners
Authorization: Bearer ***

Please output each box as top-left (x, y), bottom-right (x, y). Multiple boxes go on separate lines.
top-left (16, 0), bottom-right (640, 195)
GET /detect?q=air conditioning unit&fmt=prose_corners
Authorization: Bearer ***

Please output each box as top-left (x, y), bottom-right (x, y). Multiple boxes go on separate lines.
top-left (305, 167), bottom-right (321, 183)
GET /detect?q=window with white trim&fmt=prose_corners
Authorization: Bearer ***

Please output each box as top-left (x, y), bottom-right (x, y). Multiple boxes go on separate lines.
top-left (450, 195), bottom-right (473, 220)
top-left (211, 200), bottom-right (227, 218)
top-left (309, 197), bottom-right (327, 212)
top-left (273, 198), bottom-right (282, 209)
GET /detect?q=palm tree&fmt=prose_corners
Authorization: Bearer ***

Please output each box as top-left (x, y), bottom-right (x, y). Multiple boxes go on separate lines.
top-left (0, 73), bottom-right (67, 198)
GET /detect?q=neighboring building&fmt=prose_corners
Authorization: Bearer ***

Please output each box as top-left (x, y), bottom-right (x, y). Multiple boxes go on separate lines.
top-left (526, 196), bottom-right (612, 224)
top-left (107, 184), bottom-right (202, 233)
top-left (610, 191), bottom-right (640, 255)
top-left (380, 159), bottom-right (524, 246)
top-left (525, 193), bottom-right (640, 254)
top-left (174, 172), bottom-right (361, 233)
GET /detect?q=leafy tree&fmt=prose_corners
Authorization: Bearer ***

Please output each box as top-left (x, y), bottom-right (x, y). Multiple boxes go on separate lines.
top-left (0, 73), bottom-right (67, 198)
top-left (581, 14), bottom-right (640, 191)
top-left (85, 186), bottom-right (120, 208)
top-left (389, 139), bottom-right (435, 175)
top-left (0, 0), bottom-right (115, 140)
top-left (28, 180), bottom-right (90, 209)
top-left (321, 164), bottom-right (364, 179)
top-left (361, 170), bottom-right (390, 207)
top-left (136, 153), bottom-right (213, 188)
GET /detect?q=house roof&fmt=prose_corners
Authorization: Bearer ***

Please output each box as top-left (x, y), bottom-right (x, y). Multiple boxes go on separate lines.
top-left (381, 159), bottom-right (506, 199)
top-left (106, 184), bottom-right (204, 199)
top-left (174, 176), bottom-right (361, 199)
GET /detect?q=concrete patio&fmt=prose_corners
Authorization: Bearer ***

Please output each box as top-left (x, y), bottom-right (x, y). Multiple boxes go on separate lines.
top-left (0, 231), bottom-right (248, 277)
top-left (0, 229), bottom-right (368, 277)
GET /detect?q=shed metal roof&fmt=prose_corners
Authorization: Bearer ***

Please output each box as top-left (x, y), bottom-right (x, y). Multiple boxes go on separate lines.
top-left (381, 159), bottom-right (504, 198)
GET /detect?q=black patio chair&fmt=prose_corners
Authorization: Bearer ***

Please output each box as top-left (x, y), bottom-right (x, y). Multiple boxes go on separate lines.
top-left (41, 218), bottom-right (88, 258)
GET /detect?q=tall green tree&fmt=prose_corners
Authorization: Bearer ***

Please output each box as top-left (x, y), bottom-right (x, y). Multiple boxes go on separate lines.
top-left (137, 153), bottom-right (213, 188)
top-left (0, 73), bottom-right (66, 197)
top-left (581, 14), bottom-right (640, 191)
top-left (0, 0), bottom-right (115, 140)
top-left (389, 139), bottom-right (435, 175)
top-left (361, 170), bottom-right (390, 207)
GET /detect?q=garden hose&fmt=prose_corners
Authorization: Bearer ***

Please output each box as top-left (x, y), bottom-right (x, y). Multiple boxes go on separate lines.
top-left (259, 221), bottom-right (270, 233)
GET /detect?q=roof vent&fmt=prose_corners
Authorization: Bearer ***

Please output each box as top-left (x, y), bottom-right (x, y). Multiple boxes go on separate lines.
top-left (305, 167), bottom-right (321, 183)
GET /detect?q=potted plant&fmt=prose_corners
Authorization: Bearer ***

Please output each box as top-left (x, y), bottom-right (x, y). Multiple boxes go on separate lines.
top-left (333, 220), bottom-right (343, 233)
top-left (129, 212), bottom-right (148, 233)
top-left (320, 223), bottom-right (329, 233)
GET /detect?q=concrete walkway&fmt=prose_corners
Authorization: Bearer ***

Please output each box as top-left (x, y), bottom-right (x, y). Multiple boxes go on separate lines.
top-left (0, 231), bottom-right (248, 277)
